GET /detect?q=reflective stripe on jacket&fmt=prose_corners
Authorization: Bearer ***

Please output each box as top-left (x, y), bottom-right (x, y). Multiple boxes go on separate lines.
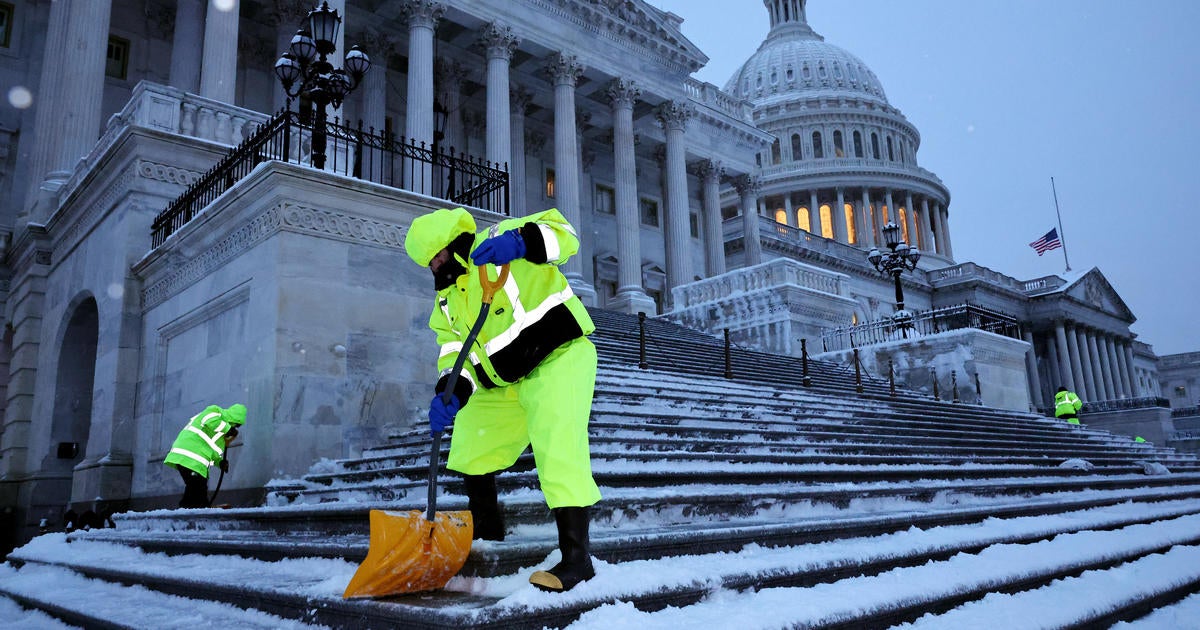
top-left (1054, 390), bottom-right (1083, 418)
top-left (429, 208), bottom-right (594, 404)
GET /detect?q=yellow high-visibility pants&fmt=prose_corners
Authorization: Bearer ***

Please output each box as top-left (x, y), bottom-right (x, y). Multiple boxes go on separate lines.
top-left (447, 336), bottom-right (601, 509)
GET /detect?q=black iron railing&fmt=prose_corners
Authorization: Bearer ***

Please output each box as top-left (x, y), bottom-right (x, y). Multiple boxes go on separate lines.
top-left (820, 303), bottom-right (1021, 352)
top-left (151, 110), bottom-right (510, 247)
top-left (1171, 406), bottom-right (1200, 419)
top-left (1038, 396), bottom-right (1171, 417)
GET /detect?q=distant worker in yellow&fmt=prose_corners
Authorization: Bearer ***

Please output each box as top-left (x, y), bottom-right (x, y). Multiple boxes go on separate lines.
top-left (1054, 386), bottom-right (1083, 425)
top-left (163, 403), bottom-right (246, 508)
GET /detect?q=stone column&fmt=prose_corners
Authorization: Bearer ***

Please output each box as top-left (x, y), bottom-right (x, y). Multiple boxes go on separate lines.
top-left (809, 191), bottom-right (821, 236)
top-left (605, 79), bottom-right (653, 312)
top-left (1074, 327), bottom-right (1096, 401)
top-left (1065, 324), bottom-right (1087, 399)
top-left (734, 175), bottom-right (762, 266)
top-left (835, 188), bottom-right (848, 244)
top-left (884, 189), bottom-right (896, 229)
top-left (940, 205), bottom-right (954, 259)
top-left (919, 197), bottom-right (933, 252)
top-left (403, 1), bottom-right (443, 151)
top-left (200, 0), bottom-right (240, 103)
top-left (861, 189), bottom-right (875, 247)
top-left (1023, 331), bottom-right (1044, 409)
top-left (1122, 342), bottom-right (1139, 397)
top-left (1114, 338), bottom-right (1134, 399)
top-left (480, 22), bottom-right (518, 171)
top-left (699, 160), bottom-right (726, 277)
top-left (435, 60), bottom-right (467, 159)
top-left (657, 101), bottom-right (695, 304)
top-left (1095, 333), bottom-right (1116, 400)
top-left (545, 52), bottom-right (595, 302)
top-left (904, 191), bottom-right (918, 247)
top-left (1045, 333), bottom-right (1062, 399)
top-left (871, 191), bottom-right (884, 246)
top-left (23, 0), bottom-right (73, 211)
top-left (1094, 331), bottom-right (1108, 400)
top-left (1053, 322), bottom-right (1075, 392)
top-left (1103, 335), bottom-right (1125, 398)
top-left (171, 0), bottom-right (206, 94)
top-left (509, 88), bottom-right (531, 215)
top-left (358, 32), bottom-right (394, 132)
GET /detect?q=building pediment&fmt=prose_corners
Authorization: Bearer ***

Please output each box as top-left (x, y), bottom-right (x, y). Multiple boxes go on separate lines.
top-left (1061, 267), bottom-right (1136, 322)
top-left (538, 0), bottom-right (709, 73)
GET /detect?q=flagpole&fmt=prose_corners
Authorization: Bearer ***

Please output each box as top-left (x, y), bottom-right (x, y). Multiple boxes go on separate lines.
top-left (1050, 177), bottom-right (1071, 272)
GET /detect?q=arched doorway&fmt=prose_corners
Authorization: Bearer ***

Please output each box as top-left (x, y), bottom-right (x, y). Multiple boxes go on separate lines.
top-left (42, 297), bottom-right (99, 516)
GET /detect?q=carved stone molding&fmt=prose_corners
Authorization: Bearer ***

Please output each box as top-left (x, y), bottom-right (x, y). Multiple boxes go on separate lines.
top-left (356, 30), bottom-right (400, 61)
top-left (732, 174), bottom-right (761, 197)
top-left (137, 160), bottom-right (203, 187)
top-left (435, 59), bottom-right (469, 89)
top-left (272, 0), bottom-right (312, 26)
top-left (478, 22), bottom-right (519, 61)
top-left (510, 86), bottom-right (534, 114)
top-left (145, 3), bottom-right (175, 39)
top-left (401, 0), bottom-right (446, 29)
top-left (544, 52), bottom-right (584, 87)
top-left (656, 100), bottom-right (696, 131)
top-left (525, 130), bottom-right (547, 153)
top-left (278, 204), bottom-right (407, 248)
top-left (695, 159), bottom-right (725, 183)
top-left (605, 78), bottom-right (641, 109)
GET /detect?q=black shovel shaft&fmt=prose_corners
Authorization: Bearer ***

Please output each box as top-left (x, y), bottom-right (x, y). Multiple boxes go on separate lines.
top-left (209, 463), bottom-right (226, 507)
top-left (428, 300), bottom-right (492, 522)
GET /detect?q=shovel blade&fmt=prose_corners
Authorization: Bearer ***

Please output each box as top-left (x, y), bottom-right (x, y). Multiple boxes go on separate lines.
top-left (343, 508), bottom-right (474, 598)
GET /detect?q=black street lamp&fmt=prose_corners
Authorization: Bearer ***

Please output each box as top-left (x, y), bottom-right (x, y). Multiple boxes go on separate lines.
top-left (868, 221), bottom-right (921, 328)
top-left (273, 2), bottom-right (371, 169)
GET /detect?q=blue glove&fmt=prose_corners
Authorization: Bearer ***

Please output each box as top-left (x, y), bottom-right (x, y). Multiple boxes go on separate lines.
top-left (429, 393), bottom-right (461, 436)
top-left (470, 230), bottom-right (526, 266)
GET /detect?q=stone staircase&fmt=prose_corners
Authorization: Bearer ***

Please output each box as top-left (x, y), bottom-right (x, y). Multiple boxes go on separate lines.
top-left (4, 309), bottom-right (1200, 628)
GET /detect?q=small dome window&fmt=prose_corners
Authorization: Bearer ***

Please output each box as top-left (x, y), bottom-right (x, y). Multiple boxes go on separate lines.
top-left (802, 63), bottom-right (811, 80)
top-left (770, 69), bottom-right (778, 85)
top-left (849, 65), bottom-right (860, 83)
top-left (756, 73), bottom-right (763, 88)
top-left (833, 63), bottom-right (843, 79)
top-left (742, 79), bottom-right (749, 95)
top-left (818, 62), bottom-right (827, 79)
top-left (786, 66), bottom-right (794, 81)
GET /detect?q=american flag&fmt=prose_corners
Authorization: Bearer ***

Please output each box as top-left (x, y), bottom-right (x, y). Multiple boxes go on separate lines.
top-left (1029, 228), bottom-right (1062, 255)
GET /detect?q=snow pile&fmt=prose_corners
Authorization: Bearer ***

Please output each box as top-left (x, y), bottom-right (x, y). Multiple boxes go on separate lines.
top-left (1136, 461), bottom-right (1171, 476)
top-left (1059, 458), bottom-right (1094, 471)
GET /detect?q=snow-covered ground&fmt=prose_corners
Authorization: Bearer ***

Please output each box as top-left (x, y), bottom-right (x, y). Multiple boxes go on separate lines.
top-left (4, 498), bottom-right (1200, 628)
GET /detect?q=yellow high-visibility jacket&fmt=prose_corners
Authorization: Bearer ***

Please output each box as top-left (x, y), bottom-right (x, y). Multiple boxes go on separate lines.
top-left (163, 404), bottom-right (246, 477)
top-left (1054, 390), bottom-right (1083, 418)
top-left (425, 208), bottom-right (594, 404)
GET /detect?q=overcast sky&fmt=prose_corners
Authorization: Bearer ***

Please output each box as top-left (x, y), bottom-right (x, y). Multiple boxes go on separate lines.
top-left (652, 0), bottom-right (1199, 357)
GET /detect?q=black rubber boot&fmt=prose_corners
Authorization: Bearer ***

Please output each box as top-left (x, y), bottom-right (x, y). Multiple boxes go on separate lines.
top-left (529, 506), bottom-right (595, 592)
top-left (463, 473), bottom-right (505, 541)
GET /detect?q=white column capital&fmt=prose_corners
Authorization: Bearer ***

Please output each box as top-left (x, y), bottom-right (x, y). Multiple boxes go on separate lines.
top-left (478, 22), bottom-right (519, 61)
top-left (402, 0), bottom-right (445, 29)
top-left (655, 100), bottom-right (696, 132)
top-left (545, 52), bottom-right (584, 87)
top-left (606, 78), bottom-right (642, 109)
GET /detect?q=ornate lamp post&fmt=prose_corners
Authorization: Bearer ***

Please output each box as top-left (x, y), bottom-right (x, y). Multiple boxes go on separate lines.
top-left (273, 2), bottom-right (371, 169)
top-left (868, 221), bottom-right (921, 328)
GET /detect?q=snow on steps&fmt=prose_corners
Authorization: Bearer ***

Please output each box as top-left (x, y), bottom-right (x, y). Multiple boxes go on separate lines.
top-left (7, 500), bottom-right (1200, 629)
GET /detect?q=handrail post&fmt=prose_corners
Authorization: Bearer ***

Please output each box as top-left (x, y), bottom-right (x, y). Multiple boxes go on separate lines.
top-left (854, 348), bottom-right (863, 394)
top-left (723, 329), bottom-right (733, 379)
top-left (931, 368), bottom-right (940, 400)
top-left (888, 359), bottom-right (895, 396)
top-left (801, 338), bottom-right (811, 387)
top-left (975, 372), bottom-right (983, 405)
top-left (637, 311), bottom-right (648, 369)
top-left (952, 370), bottom-right (961, 403)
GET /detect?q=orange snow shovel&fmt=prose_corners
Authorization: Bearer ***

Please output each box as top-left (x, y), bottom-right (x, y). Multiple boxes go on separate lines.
top-left (343, 263), bottom-right (510, 598)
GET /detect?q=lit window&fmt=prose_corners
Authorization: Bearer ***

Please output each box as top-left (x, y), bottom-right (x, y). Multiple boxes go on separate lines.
top-left (774, 209), bottom-right (788, 225)
top-left (639, 197), bottom-right (659, 227)
top-left (594, 184), bottom-right (614, 214)
top-left (881, 204), bottom-right (889, 225)
top-left (545, 168), bottom-right (556, 198)
top-left (796, 207), bottom-right (811, 232)
top-left (106, 36), bottom-right (130, 79)
top-left (811, 131), bottom-right (823, 159)
top-left (898, 207), bottom-right (909, 243)
top-left (844, 203), bottom-right (857, 244)
top-left (820, 204), bottom-right (833, 239)
top-left (0, 3), bottom-right (13, 48)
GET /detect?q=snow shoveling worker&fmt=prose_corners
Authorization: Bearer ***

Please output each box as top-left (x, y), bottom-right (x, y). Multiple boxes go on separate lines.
top-left (163, 403), bottom-right (246, 508)
top-left (1054, 386), bottom-right (1083, 425)
top-left (404, 206), bottom-right (602, 593)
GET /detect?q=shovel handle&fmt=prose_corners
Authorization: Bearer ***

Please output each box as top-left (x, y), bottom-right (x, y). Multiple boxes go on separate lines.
top-left (479, 263), bottom-right (510, 305)
top-left (428, 263), bottom-right (509, 521)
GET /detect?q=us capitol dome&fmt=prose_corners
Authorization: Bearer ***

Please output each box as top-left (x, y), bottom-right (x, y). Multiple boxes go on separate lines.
top-left (724, 0), bottom-right (954, 264)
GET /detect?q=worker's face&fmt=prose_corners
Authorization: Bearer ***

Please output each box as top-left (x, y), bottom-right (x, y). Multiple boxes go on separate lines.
top-left (430, 245), bottom-right (467, 290)
top-left (429, 247), bottom-right (452, 273)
